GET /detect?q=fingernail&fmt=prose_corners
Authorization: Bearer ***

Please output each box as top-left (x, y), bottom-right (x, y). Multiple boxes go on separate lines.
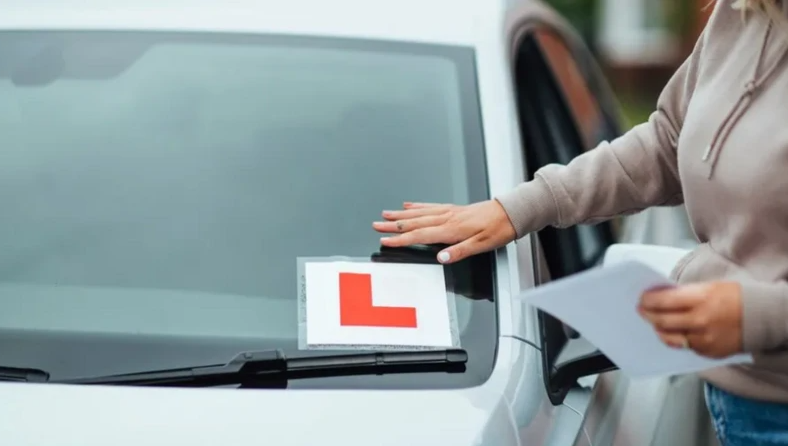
top-left (382, 211), bottom-right (392, 216)
top-left (380, 237), bottom-right (390, 243)
top-left (437, 251), bottom-right (451, 263)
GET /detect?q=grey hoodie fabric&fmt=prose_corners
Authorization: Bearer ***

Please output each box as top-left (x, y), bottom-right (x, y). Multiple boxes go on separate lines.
top-left (496, 1), bottom-right (788, 403)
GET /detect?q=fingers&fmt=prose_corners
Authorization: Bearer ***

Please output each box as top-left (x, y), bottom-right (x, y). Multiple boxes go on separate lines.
top-left (380, 228), bottom-right (495, 263)
top-left (639, 308), bottom-right (704, 332)
top-left (640, 284), bottom-right (708, 312)
top-left (379, 227), bottom-right (448, 248)
top-left (655, 330), bottom-right (725, 357)
top-left (686, 332), bottom-right (729, 359)
top-left (380, 206), bottom-right (449, 222)
top-left (655, 330), bottom-right (691, 349)
top-left (436, 235), bottom-right (485, 264)
top-left (437, 230), bottom-right (505, 264)
top-left (372, 215), bottom-right (447, 234)
top-left (375, 200), bottom-right (509, 264)
top-left (403, 202), bottom-right (447, 209)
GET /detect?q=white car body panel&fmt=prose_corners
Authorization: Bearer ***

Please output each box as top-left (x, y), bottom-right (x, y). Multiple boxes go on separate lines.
top-left (3, 0), bottom-right (485, 46)
top-left (1, 343), bottom-right (523, 446)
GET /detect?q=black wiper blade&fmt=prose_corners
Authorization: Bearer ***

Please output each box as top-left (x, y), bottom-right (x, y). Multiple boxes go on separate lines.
top-left (59, 349), bottom-right (468, 387)
top-left (61, 350), bottom-right (286, 387)
top-left (0, 366), bottom-right (49, 383)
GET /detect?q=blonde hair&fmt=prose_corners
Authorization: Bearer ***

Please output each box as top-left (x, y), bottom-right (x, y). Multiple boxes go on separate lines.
top-left (702, 0), bottom-right (787, 36)
top-left (748, 0), bottom-right (784, 21)
top-left (718, 0), bottom-right (786, 23)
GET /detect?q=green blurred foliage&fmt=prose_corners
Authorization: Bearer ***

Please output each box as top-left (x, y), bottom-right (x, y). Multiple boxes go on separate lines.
top-left (545, 0), bottom-right (698, 50)
top-left (545, 0), bottom-right (700, 130)
top-left (616, 93), bottom-right (654, 130)
top-left (546, 0), bottom-right (599, 48)
top-left (663, 0), bottom-right (698, 38)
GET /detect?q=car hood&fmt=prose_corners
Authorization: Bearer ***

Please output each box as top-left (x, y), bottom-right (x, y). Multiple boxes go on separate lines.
top-left (0, 382), bottom-right (518, 446)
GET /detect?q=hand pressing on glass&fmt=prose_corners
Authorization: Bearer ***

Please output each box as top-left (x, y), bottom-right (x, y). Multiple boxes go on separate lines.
top-left (372, 200), bottom-right (517, 264)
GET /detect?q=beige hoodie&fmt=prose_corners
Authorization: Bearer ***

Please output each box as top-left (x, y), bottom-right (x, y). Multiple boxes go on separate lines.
top-left (496, 0), bottom-right (788, 403)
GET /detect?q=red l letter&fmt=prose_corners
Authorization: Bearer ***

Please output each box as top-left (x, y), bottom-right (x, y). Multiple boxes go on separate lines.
top-left (338, 273), bottom-right (417, 328)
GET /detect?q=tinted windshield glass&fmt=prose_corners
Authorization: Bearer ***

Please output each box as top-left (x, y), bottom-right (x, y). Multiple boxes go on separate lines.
top-left (0, 31), bottom-right (496, 389)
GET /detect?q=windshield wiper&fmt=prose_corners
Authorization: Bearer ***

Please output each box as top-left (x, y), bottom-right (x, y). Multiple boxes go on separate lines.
top-left (58, 349), bottom-right (467, 387)
top-left (0, 366), bottom-right (49, 383)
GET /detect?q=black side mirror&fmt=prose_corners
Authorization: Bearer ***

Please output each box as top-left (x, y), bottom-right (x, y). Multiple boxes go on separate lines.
top-left (539, 311), bottom-right (617, 405)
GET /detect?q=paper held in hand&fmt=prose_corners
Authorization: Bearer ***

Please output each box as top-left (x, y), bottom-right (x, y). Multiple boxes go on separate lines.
top-left (519, 244), bottom-right (753, 379)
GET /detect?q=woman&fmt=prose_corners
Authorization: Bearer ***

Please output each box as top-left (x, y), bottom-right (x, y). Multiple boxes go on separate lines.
top-left (373, 0), bottom-right (788, 444)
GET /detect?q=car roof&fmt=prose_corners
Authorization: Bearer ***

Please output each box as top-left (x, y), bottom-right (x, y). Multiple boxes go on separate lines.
top-left (0, 0), bottom-right (555, 47)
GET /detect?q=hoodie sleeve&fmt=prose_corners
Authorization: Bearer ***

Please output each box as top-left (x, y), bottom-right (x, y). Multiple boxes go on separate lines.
top-left (739, 279), bottom-right (788, 352)
top-left (495, 29), bottom-right (708, 239)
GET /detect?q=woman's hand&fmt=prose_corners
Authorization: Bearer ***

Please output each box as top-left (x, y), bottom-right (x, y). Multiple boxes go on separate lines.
top-left (372, 201), bottom-right (517, 264)
top-left (638, 281), bottom-right (744, 358)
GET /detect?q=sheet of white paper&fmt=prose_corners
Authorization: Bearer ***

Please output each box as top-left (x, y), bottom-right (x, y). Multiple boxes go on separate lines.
top-left (521, 261), bottom-right (753, 378)
top-left (603, 243), bottom-right (690, 276)
top-left (302, 261), bottom-right (457, 350)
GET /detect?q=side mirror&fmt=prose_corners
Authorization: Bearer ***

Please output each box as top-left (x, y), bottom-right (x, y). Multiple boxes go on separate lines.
top-left (539, 311), bottom-right (617, 405)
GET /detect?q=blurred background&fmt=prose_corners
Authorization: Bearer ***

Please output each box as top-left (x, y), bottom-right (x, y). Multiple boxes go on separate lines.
top-left (545, 0), bottom-right (711, 128)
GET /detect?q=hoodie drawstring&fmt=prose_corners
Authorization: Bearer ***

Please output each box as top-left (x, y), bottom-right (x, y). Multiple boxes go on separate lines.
top-left (702, 21), bottom-right (788, 178)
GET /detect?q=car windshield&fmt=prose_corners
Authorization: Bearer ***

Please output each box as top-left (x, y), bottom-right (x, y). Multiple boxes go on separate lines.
top-left (0, 31), bottom-right (496, 389)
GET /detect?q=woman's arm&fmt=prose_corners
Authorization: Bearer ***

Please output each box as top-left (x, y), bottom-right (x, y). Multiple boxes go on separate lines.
top-left (496, 30), bottom-right (708, 239)
top-left (374, 15), bottom-right (716, 264)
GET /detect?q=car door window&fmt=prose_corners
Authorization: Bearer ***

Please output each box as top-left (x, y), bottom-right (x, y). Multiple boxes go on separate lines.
top-left (513, 28), bottom-right (618, 279)
top-left (512, 27), bottom-right (621, 404)
top-left (534, 30), bottom-right (607, 152)
top-left (536, 29), bottom-right (610, 266)
top-left (537, 28), bottom-right (625, 268)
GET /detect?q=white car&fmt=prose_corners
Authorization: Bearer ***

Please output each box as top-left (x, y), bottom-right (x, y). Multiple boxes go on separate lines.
top-left (0, 0), bottom-right (709, 445)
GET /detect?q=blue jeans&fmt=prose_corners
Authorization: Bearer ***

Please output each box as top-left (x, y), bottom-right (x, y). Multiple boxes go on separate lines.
top-left (705, 383), bottom-right (788, 445)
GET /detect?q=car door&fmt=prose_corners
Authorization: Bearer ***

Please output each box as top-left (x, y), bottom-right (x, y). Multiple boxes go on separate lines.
top-left (509, 21), bottom-right (716, 446)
